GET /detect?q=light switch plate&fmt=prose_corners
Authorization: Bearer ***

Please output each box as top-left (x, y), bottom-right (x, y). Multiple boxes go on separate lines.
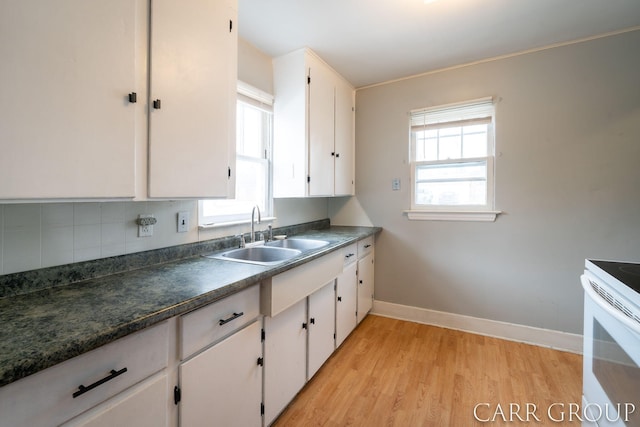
top-left (392, 178), bottom-right (401, 191)
top-left (177, 211), bottom-right (189, 233)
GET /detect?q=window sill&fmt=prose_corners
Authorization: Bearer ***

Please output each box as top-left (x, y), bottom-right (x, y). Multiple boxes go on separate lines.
top-left (404, 210), bottom-right (501, 222)
top-left (199, 216), bottom-right (277, 229)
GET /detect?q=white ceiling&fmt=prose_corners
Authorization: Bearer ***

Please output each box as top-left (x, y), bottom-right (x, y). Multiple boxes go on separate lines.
top-left (237, 0), bottom-right (640, 88)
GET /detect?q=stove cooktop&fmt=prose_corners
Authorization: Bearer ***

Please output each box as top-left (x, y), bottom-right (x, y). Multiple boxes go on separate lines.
top-left (590, 260), bottom-right (640, 296)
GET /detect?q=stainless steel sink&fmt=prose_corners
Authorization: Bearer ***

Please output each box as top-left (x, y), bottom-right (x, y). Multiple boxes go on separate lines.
top-left (265, 238), bottom-right (330, 251)
top-left (205, 246), bottom-right (302, 266)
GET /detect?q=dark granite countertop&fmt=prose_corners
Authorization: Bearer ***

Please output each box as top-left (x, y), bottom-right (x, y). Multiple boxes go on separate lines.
top-left (0, 224), bottom-right (381, 388)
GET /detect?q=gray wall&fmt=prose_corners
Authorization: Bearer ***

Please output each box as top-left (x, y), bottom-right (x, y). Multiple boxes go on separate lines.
top-left (350, 30), bottom-right (640, 335)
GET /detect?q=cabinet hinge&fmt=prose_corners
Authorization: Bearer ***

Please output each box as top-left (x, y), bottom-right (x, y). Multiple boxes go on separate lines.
top-left (307, 175), bottom-right (311, 183)
top-left (261, 403), bottom-right (265, 416)
top-left (229, 20), bottom-right (233, 32)
top-left (261, 328), bottom-right (265, 342)
top-left (307, 76), bottom-right (311, 84)
top-left (174, 386), bottom-right (181, 405)
top-left (334, 333), bottom-right (336, 340)
top-left (228, 166), bottom-right (231, 179)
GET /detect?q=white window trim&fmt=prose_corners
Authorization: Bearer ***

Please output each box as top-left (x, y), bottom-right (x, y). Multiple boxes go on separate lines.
top-left (404, 210), bottom-right (501, 222)
top-left (406, 97), bottom-right (501, 222)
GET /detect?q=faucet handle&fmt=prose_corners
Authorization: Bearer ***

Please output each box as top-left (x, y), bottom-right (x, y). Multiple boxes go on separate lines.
top-left (237, 234), bottom-right (246, 248)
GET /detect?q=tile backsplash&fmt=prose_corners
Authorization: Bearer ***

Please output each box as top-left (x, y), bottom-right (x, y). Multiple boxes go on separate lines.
top-left (0, 201), bottom-right (198, 275)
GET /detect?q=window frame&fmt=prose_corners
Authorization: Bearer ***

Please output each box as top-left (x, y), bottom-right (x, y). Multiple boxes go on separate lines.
top-left (198, 82), bottom-right (274, 227)
top-left (406, 97), bottom-right (501, 222)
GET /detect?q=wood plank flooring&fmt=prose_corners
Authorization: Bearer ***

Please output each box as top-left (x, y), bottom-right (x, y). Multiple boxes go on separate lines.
top-left (272, 315), bottom-right (583, 426)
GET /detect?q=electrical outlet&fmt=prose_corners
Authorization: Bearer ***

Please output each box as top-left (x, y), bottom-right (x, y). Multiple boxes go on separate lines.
top-left (138, 214), bottom-right (155, 237)
top-left (177, 211), bottom-right (189, 233)
top-left (392, 178), bottom-right (401, 191)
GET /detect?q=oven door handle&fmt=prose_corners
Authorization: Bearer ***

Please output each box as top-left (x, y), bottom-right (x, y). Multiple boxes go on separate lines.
top-left (581, 274), bottom-right (640, 336)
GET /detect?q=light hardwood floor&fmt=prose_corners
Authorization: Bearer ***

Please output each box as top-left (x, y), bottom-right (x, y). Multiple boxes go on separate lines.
top-left (272, 315), bottom-right (583, 426)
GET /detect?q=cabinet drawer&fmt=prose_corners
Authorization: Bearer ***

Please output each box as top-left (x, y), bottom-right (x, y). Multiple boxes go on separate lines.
top-left (358, 236), bottom-right (374, 258)
top-left (0, 321), bottom-right (168, 427)
top-left (180, 285), bottom-right (260, 360)
top-left (342, 243), bottom-right (358, 267)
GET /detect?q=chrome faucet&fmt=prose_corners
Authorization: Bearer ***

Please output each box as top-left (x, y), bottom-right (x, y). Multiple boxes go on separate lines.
top-left (251, 205), bottom-right (261, 242)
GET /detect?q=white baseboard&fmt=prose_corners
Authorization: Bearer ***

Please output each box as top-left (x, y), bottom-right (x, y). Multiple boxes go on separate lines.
top-left (371, 300), bottom-right (583, 354)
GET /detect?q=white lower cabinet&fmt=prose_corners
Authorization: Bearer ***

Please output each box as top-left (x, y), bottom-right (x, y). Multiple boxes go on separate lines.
top-left (62, 373), bottom-right (168, 427)
top-left (263, 280), bottom-right (337, 425)
top-left (0, 322), bottom-right (169, 427)
top-left (179, 321), bottom-right (263, 427)
top-left (262, 237), bottom-right (375, 426)
top-left (357, 251), bottom-right (375, 324)
top-left (336, 260), bottom-right (358, 347)
top-left (307, 281), bottom-right (337, 379)
top-left (263, 299), bottom-right (308, 426)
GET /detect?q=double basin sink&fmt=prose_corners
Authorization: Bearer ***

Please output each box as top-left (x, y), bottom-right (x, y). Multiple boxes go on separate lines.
top-left (204, 238), bottom-right (330, 266)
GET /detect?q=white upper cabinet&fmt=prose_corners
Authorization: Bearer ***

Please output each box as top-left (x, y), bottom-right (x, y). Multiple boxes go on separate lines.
top-left (148, 0), bottom-right (237, 198)
top-left (273, 48), bottom-right (355, 198)
top-left (0, 0), bottom-right (137, 199)
top-left (307, 53), bottom-right (336, 197)
top-left (334, 76), bottom-right (356, 196)
top-left (0, 0), bottom-right (237, 201)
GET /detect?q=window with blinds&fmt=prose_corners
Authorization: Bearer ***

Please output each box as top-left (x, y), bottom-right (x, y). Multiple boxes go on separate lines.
top-left (409, 97), bottom-right (496, 213)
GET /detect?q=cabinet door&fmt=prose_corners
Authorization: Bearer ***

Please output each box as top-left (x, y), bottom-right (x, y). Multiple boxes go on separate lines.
top-left (263, 299), bottom-right (307, 426)
top-left (61, 374), bottom-right (168, 427)
top-left (306, 52), bottom-right (336, 197)
top-left (334, 76), bottom-right (355, 196)
top-left (308, 280), bottom-right (336, 379)
top-left (357, 252), bottom-right (375, 324)
top-left (180, 320), bottom-right (262, 427)
top-left (272, 50), bottom-right (307, 198)
top-left (0, 0), bottom-right (136, 199)
top-left (336, 261), bottom-right (358, 347)
top-left (148, 0), bottom-right (237, 198)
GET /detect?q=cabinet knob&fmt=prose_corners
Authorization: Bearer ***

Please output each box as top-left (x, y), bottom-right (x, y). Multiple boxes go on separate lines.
top-left (310, 318), bottom-right (315, 325)
top-left (302, 322), bottom-right (308, 330)
top-left (153, 99), bottom-right (162, 109)
top-left (359, 280), bottom-right (363, 284)
top-left (336, 153), bottom-right (340, 158)
top-left (128, 92), bottom-right (137, 103)
top-left (331, 152), bottom-right (335, 157)
top-left (337, 296), bottom-right (342, 302)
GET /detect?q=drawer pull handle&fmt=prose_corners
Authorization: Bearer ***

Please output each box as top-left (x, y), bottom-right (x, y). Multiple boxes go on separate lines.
top-left (364, 244), bottom-right (372, 249)
top-left (73, 367), bottom-right (128, 398)
top-left (345, 253), bottom-right (355, 258)
top-left (219, 311), bottom-right (244, 326)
